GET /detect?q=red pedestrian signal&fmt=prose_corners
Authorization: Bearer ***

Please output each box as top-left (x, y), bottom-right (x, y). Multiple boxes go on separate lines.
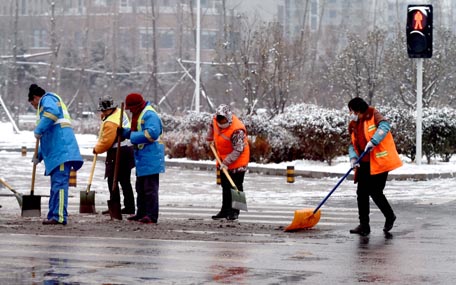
top-left (413, 11), bottom-right (424, 30)
top-left (406, 5), bottom-right (432, 58)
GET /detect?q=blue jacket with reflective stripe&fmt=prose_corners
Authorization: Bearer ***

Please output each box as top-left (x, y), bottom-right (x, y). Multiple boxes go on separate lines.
top-left (130, 103), bottom-right (165, 176)
top-left (34, 92), bottom-right (83, 175)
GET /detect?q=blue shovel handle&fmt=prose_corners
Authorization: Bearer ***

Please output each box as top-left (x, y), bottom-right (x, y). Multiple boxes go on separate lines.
top-left (313, 150), bottom-right (369, 214)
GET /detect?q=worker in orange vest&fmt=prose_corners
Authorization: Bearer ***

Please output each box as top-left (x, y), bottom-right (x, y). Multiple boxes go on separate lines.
top-left (207, 104), bottom-right (250, 221)
top-left (347, 97), bottom-right (402, 236)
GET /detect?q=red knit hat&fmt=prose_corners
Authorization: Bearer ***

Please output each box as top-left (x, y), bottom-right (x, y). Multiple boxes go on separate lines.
top-left (125, 93), bottom-right (145, 110)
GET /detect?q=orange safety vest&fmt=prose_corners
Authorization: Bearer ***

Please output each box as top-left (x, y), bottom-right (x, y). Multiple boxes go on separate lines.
top-left (213, 115), bottom-right (250, 170)
top-left (351, 115), bottom-right (402, 175)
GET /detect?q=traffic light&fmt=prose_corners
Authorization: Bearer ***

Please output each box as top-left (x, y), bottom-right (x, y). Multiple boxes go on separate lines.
top-left (406, 5), bottom-right (433, 58)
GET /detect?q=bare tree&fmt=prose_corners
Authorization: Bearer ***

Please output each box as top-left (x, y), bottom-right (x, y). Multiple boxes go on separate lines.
top-left (215, 18), bottom-right (305, 116)
top-left (383, 28), bottom-right (456, 108)
top-left (325, 29), bottom-right (387, 106)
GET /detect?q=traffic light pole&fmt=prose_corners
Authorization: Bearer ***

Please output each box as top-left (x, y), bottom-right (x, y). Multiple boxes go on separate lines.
top-left (416, 58), bottom-right (423, 165)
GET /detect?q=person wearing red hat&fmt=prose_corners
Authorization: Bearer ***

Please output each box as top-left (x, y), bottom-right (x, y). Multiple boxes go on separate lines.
top-left (120, 93), bottom-right (165, 224)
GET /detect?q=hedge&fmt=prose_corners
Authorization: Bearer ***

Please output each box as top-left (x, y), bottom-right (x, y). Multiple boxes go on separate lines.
top-left (162, 104), bottom-right (456, 165)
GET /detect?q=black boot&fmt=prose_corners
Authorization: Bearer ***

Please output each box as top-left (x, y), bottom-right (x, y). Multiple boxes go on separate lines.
top-left (227, 209), bottom-right (239, 220)
top-left (350, 225), bottom-right (371, 236)
top-left (212, 211), bottom-right (229, 220)
top-left (226, 212), bottom-right (239, 220)
top-left (383, 215), bottom-right (396, 232)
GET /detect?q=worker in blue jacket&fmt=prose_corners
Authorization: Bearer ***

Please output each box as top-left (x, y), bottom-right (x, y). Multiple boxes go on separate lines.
top-left (28, 84), bottom-right (83, 225)
top-left (121, 93), bottom-right (165, 224)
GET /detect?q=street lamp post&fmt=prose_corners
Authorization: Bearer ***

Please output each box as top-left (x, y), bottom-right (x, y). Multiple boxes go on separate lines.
top-left (194, 0), bottom-right (201, 113)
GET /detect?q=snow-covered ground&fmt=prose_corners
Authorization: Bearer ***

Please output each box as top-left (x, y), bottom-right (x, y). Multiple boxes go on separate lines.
top-left (1, 121), bottom-right (456, 214)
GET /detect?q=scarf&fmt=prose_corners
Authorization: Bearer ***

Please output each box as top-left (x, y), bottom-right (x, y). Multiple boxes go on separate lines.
top-left (129, 101), bottom-right (147, 131)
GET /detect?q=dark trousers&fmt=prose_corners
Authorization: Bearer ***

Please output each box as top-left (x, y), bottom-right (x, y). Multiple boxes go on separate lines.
top-left (356, 162), bottom-right (395, 226)
top-left (106, 146), bottom-right (135, 211)
top-left (135, 174), bottom-right (159, 222)
top-left (107, 169), bottom-right (135, 210)
top-left (220, 170), bottom-right (245, 215)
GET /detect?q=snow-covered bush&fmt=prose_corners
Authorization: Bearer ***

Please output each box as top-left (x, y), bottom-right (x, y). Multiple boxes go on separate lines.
top-left (381, 106), bottom-right (456, 163)
top-left (272, 104), bottom-right (349, 165)
top-left (161, 105), bottom-right (456, 164)
top-left (163, 111), bottom-right (212, 160)
top-left (422, 107), bottom-right (456, 162)
top-left (381, 107), bottom-right (416, 160)
top-left (244, 112), bottom-right (300, 163)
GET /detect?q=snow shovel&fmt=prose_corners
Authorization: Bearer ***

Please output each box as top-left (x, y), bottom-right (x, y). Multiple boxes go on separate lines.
top-left (108, 103), bottom-right (123, 220)
top-left (0, 177), bottom-right (23, 208)
top-left (284, 150), bottom-right (369, 232)
top-left (79, 154), bottom-right (97, 214)
top-left (22, 138), bottom-right (41, 217)
top-left (209, 143), bottom-right (248, 212)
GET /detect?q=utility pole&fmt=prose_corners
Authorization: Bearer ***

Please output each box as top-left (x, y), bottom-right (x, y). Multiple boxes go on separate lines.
top-left (151, 0), bottom-right (158, 105)
top-left (194, 0), bottom-right (201, 113)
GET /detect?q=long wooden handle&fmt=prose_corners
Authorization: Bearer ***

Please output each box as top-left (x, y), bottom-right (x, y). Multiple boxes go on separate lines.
top-left (31, 138), bottom-right (39, 195)
top-left (111, 103), bottom-right (124, 194)
top-left (209, 143), bottom-right (238, 191)
top-left (86, 154), bottom-right (97, 193)
top-left (0, 177), bottom-right (20, 195)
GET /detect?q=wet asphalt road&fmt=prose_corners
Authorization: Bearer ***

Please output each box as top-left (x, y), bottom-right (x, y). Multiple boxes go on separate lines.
top-left (0, 201), bottom-right (455, 285)
top-left (1, 151), bottom-right (456, 284)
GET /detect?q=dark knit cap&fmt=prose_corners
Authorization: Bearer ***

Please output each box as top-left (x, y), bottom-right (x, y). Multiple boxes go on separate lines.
top-left (125, 93), bottom-right (146, 110)
top-left (28, 84), bottom-right (46, 102)
top-left (348, 97), bottom-right (369, 113)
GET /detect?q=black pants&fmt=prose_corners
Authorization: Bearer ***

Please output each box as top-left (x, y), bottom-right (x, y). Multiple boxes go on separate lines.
top-left (107, 169), bottom-right (135, 210)
top-left (356, 162), bottom-right (395, 226)
top-left (220, 170), bottom-right (245, 215)
top-left (106, 146), bottom-right (135, 211)
top-left (135, 174), bottom-right (159, 222)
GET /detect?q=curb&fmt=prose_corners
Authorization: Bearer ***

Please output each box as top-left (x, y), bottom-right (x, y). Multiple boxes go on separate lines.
top-left (4, 149), bottom-right (454, 181)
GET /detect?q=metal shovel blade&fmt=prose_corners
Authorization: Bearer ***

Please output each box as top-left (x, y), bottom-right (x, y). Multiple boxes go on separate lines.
top-left (231, 189), bottom-right (248, 212)
top-left (108, 200), bottom-right (122, 220)
top-left (21, 195), bottom-right (41, 217)
top-left (0, 177), bottom-right (23, 208)
top-left (284, 208), bottom-right (321, 232)
top-left (79, 191), bottom-right (96, 214)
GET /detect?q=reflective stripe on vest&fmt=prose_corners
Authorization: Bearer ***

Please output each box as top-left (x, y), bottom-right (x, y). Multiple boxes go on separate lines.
top-left (100, 108), bottom-right (132, 147)
top-left (213, 115), bottom-right (249, 170)
top-left (36, 93), bottom-right (72, 127)
top-left (351, 115), bottom-right (402, 175)
top-left (136, 105), bottom-right (163, 150)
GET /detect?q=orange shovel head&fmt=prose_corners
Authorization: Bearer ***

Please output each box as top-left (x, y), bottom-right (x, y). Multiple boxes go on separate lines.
top-left (284, 208), bottom-right (321, 232)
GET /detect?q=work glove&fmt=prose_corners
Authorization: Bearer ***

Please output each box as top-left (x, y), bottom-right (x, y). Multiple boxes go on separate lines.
top-left (364, 141), bottom-right (375, 152)
top-left (350, 158), bottom-right (360, 169)
top-left (219, 163), bottom-right (228, 170)
top-left (31, 157), bottom-right (40, 165)
top-left (92, 148), bottom-right (97, 155)
top-left (34, 133), bottom-right (42, 139)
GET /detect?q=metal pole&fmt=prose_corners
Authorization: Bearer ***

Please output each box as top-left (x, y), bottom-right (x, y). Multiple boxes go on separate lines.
top-left (194, 0), bottom-right (201, 113)
top-left (416, 58), bottom-right (423, 165)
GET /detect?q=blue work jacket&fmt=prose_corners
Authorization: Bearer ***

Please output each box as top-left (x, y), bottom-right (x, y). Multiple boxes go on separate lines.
top-left (130, 102), bottom-right (165, 177)
top-left (34, 92), bottom-right (83, 175)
